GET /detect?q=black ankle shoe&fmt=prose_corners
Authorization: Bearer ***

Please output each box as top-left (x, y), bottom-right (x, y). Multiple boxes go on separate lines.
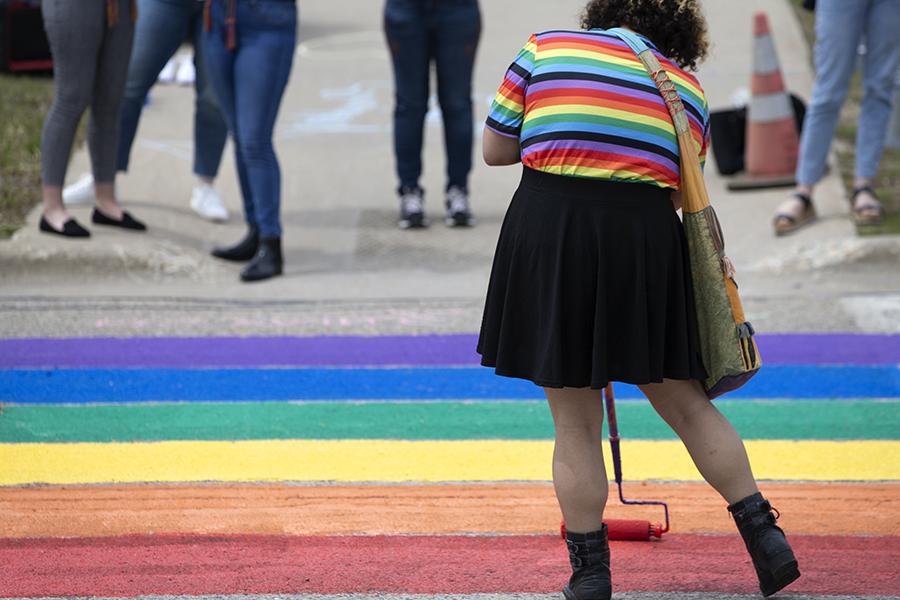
top-left (563, 525), bottom-right (611, 600)
top-left (240, 237), bottom-right (282, 282)
top-left (39, 215), bottom-right (90, 238)
top-left (212, 226), bottom-right (259, 262)
top-left (729, 493), bottom-right (800, 597)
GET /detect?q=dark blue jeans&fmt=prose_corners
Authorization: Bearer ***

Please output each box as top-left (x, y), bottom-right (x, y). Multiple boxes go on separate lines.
top-left (203, 0), bottom-right (296, 238)
top-left (117, 0), bottom-right (228, 178)
top-left (384, 0), bottom-right (481, 191)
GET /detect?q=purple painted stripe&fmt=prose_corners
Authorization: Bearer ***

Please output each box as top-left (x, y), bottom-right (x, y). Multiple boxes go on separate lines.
top-left (0, 335), bottom-right (479, 369)
top-left (0, 334), bottom-right (898, 369)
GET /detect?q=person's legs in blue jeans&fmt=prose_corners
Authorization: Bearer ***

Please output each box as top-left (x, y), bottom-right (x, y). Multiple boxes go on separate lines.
top-left (384, 0), bottom-right (430, 192)
top-left (432, 0), bottom-right (480, 192)
top-left (774, 0), bottom-right (866, 231)
top-left (230, 2), bottom-right (296, 240)
top-left (797, 0), bottom-right (867, 186)
top-left (117, 0), bottom-right (193, 173)
top-left (203, 0), bottom-right (295, 280)
top-left (853, 0), bottom-right (900, 213)
top-left (190, 10), bottom-right (228, 181)
top-left (203, 13), bottom-right (256, 231)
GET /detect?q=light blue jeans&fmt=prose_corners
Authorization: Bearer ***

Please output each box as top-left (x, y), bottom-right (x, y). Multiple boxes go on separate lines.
top-left (797, 0), bottom-right (900, 186)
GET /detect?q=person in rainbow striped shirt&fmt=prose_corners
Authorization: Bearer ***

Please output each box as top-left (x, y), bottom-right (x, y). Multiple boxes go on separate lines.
top-left (477, 1), bottom-right (799, 598)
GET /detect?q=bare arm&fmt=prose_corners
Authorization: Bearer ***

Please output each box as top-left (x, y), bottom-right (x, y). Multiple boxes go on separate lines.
top-left (671, 190), bottom-right (682, 212)
top-left (483, 127), bottom-right (521, 166)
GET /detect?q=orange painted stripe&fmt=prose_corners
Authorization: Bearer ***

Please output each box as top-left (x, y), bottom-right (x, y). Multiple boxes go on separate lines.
top-left (1, 482), bottom-right (894, 538)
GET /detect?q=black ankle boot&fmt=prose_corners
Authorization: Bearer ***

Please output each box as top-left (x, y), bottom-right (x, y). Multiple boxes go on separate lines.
top-left (728, 492), bottom-right (800, 597)
top-left (212, 225), bottom-right (259, 262)
top-left (240, 237), bottom-right (283, 282)
top-left (563, 524), bottom-right (611, 600)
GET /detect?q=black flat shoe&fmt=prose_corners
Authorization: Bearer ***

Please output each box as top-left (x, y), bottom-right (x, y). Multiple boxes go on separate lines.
top-left (39, 215), bottom-right (90, 238)
top-left (92, 207), bottom-right (147, 231)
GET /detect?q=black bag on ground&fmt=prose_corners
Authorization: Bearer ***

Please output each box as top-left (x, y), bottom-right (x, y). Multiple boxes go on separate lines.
top-left (708, 94), bottom-right (807, 176)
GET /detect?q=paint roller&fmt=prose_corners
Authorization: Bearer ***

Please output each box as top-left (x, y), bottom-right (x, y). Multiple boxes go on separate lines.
top-left (560, 384), bottom-right (669, 542)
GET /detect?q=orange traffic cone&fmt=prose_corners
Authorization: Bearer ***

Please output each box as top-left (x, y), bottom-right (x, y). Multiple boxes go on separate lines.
top-left (728, 12), bottom-right (799, 190)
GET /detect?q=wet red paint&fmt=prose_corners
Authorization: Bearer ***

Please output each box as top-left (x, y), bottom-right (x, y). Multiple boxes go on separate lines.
top-left (1, 533), bottom-right (897, 597)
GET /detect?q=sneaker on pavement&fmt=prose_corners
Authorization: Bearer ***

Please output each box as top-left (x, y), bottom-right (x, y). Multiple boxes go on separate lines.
top-left (175, 57), bottom-right (196, 86)
top-left (398, 186), bottom-right (428, 229)
top-left (445, 185), bottom-right (474, 227)
top-left (62, 173), bottom-right (95, 205)
top-left (158, 57), bottom-right (178, 84)
top-left (190, 183), bottom-right (229, 222)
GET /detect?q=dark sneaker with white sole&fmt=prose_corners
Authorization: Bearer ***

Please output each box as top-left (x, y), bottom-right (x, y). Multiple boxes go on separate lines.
top-left (445, 185), bottom-right (474, 227)
top-left (398, 186), bottom-right (427, 229)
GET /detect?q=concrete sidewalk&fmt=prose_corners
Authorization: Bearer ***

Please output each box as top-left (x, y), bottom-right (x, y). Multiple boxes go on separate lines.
top-left (1, 0), bottom-right (898, 336)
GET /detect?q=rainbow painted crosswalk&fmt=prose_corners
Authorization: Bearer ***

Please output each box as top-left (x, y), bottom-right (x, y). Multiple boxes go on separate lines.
top-left (1, 333), bottom-right (899, 597)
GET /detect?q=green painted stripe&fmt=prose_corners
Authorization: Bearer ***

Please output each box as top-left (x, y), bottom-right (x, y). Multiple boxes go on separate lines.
top-left (0, 400), bottom-right (896, 443)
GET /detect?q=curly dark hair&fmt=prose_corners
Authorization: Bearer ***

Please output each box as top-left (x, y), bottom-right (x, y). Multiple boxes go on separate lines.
top-left (581, 0), bottom-right (709, 71)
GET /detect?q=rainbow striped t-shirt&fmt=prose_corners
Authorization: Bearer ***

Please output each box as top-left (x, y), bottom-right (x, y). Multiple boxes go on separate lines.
top-left (486, 29), bottom-right (710, 190)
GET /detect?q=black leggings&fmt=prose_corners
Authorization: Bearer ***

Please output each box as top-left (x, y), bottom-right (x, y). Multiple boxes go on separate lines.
top-left (40, 0), bottom-right (134, 187)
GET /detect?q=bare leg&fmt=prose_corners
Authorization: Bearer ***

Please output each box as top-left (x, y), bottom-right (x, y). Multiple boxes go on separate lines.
top-left (41, 185), bottom-right (71, 230)
top-left (639, 378), bottom-right (758, 504)
top-left (94, 181), bottom-right (124, 220)
top-left (545, 386), bottom-right (608, 533)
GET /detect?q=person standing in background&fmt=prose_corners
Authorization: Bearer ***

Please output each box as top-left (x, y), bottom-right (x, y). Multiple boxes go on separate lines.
top-left (772, 0), bottom-right (900, 234)
top-left (39, 0), bottom-right (145, 238)
top-left (203, 0), bottom-right (297, 282)
top-left (63, 0), bottom-right (231, 223)
top-left (384, 0), bottom-right (481, 229)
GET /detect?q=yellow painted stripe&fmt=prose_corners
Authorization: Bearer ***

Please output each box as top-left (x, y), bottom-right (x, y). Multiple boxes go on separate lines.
top-left (1, 440), bottom-right (897, 485)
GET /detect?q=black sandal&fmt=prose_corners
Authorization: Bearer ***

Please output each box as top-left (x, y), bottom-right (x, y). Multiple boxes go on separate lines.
top-left (850, 186), bottom-right (884, 226)
top-left (773, 192), bottom-right (816, 236)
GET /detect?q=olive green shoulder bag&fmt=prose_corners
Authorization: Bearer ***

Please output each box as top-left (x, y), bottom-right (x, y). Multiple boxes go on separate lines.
top-left (608, 28), bottom-right (761, 398)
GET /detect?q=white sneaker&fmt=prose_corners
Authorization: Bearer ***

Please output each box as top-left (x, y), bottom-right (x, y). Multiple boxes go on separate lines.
top-left (62, 173), bottom-right (95, 205)
top-left (158, 57), bottom-right (178, 84)
top-left (190, 183), bottom-right (229, 222)
top-left (175, 58), bottom-right (196, 86)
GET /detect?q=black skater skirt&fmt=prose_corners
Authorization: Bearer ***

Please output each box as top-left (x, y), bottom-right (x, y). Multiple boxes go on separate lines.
top-left (477, 167), bottom-right (707, 389)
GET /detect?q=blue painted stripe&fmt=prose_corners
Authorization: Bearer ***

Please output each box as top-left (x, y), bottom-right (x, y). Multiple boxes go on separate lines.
top-left (1, 365), bottom-right (897, 404)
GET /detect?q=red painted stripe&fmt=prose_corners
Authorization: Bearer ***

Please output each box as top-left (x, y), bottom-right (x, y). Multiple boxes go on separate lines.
top-left (1, 534), bottom-right (896, 597)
